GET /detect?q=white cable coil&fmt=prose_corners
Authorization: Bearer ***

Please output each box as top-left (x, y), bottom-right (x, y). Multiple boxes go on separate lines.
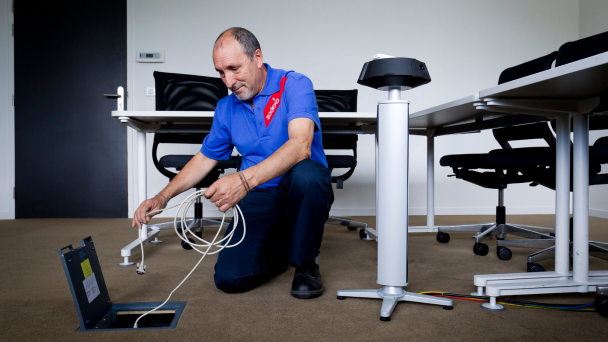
top-left (134, 189), bottom-right (246, 328)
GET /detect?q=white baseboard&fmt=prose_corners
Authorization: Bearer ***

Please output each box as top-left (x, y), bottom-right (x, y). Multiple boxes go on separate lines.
top-left (326, 206), bottom-right (557, 217)
top-left (430, 206), bottom-right (556, 215)
top-left (138, 207), bottom-right (608, 219)
top-left (141, 206), bottom-right (562, 219)
top-left (590, 208), bottom-right (608, 219)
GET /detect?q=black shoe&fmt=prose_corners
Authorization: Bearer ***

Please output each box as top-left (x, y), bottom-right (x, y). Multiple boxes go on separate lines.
top-left (291, 260), bottom-right (324, 299)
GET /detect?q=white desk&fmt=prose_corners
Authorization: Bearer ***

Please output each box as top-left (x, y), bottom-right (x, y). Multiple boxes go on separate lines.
top-left (111, 50), bottom-right (608, 310)
top-left (402, 51), bottom-right (608, 310)
top-left (111, 110), bottom-right (378, 265)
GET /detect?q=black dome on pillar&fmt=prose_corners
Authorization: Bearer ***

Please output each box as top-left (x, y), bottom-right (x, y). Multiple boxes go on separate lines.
top-left (357, 57), bottom-right (431, 91)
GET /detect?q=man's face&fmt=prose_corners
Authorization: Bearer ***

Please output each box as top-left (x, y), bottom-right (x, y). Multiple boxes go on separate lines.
top-left (213, 37), bottom-right (264, 101)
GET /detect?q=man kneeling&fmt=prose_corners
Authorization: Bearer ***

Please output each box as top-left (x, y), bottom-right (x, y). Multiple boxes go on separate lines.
top-left (132, 27), bottom-right (333, 299)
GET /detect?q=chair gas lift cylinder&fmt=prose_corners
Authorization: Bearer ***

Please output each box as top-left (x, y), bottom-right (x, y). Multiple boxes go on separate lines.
top-left (337, 55), bottom-right (453, 321)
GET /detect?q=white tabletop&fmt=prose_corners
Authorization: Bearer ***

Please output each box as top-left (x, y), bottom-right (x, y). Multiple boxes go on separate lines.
top-left (114, 52), bottom-right (608, 132)
top-left (409, 94), bottom-right (485, 129)
top-left (480, 51), bottom-right (608, 99)
top-left (408, 51), bottom-right (608, 131)
top-left (112, 111), bottom-right (377, 125)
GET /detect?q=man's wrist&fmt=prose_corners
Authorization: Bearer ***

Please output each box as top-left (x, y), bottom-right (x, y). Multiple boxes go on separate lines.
top-left (241, 169), bottom-right (257, 190)
top-left (155, 193), bottom-right (168, 208)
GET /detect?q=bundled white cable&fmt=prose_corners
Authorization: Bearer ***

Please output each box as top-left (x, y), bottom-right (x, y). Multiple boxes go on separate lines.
top-left (133, 189), bottom-right (246, 328)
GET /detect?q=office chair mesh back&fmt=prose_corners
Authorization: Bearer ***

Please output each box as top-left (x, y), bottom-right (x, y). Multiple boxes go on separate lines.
top-left (498, 51), bottom-right (558, 85)
top-left (492, 122), bottom-right (556, 149)
top-left (440, 52), bottom-right (559, 187)
top-left (556, 30), bottom-right (608, 67)
top-left (315, 90), bottom-right (358, 188)
top-left (154, 71), bottom-right (228, 111)
top-left (315, 90), bottom-right (358, 113)
top-left (152, 72), bottom-right (237, 187)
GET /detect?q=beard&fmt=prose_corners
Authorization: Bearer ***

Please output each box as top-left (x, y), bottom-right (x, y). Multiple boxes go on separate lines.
top-left (232, 84), bottom-right (254, 101)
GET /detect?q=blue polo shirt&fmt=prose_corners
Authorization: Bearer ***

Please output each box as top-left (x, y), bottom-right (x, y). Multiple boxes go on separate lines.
top-left (201, 64), bottom-right (327, 189)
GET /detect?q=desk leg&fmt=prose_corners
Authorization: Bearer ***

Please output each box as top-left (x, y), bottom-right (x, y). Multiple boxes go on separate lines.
top-left (554, 114), bottom-right (571, 275)
top-left (137, 131), bottom-right (149, 240)
top-left (119, 130), bottom-right (149, 266)
top-left (427, 131), bottom-right (435, 228)
top-left (473, 113), bottom-right (607, 306)
top-left (573, 113), bottom-right (589, 283)
top-left (408, 131), bottom-right (437, 233)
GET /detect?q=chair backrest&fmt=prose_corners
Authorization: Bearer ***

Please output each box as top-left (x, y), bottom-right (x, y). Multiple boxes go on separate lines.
top-left (491, 52), bottom-right (560, 149)
top-left (556, 30), bottom-right (608, 67)
top-left (152, 72), bottom-right (230, 181)
top-left (154, 71), bottom-right (228, 111)
top-left (315, 90), bottom-right (358, 187)
top-left (315, 89), bottom-right (358, 151)
top-left (498, 51), bottom-right (557, 85)
top-left (493, 122), bottom-right (556, 149)
top-left (315, 89), bottom-right (358, 112)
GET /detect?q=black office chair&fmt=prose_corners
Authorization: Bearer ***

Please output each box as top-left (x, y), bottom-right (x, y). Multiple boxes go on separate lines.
top-left (315, 90), bottom-right (368, 232)
top-left (482, 31), bottom-right (608, 270)
top-left (150, 71), bottom-right (240, 249)
top-left (486, 116), bottom-right (608, 271)
top-left (436, 51), bottom-right (559, 260)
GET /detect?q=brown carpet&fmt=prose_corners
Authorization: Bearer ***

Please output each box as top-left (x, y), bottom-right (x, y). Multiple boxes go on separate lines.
top-left (0, 215), bottom-right (607, 341)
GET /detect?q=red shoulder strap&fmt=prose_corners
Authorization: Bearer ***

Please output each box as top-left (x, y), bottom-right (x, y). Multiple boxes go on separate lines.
top-left (264, 76), bottom-right (288, 128)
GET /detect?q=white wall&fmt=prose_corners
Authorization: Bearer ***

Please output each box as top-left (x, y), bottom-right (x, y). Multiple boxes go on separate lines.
top-left (580, 0), bottom-right (608, 219)
top-left (127, 0), bottom-right (581, 218)
top-left (0, 0), bottom-right (14, 219)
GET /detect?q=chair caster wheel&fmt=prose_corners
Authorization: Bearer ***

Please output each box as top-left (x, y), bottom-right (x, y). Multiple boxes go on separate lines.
top-left (359, 229), bottom-right (373, 241)
top-left (337, 296), bottom-right (346, 300)
top-left (497, 246), bottom-right (512, 261)
top-left (443, 305), bottom-right (453, 310)
top-left (473, 243), bottom-right (489, 256)
top-left (436, 232), bottom-right (450, 243)
top-left (527, 262), bottom-right (545, 272)
top-left (347, 226), bottom-right (357, 231)
top-left (181, 238), bottom-right (195, 250)
top-left (195, 230), bottom-right (203, 238)
top-left (595, 295), bottom-right (608, 318)
top-left (380, 316), bottom-right (391, 322)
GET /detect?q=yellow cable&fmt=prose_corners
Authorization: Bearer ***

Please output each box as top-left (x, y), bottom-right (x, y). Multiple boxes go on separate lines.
top-left (418, 291), bottom-right (594, 311)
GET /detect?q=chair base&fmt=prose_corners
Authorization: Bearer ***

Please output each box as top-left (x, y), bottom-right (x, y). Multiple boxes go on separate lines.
top-left (438, 222), bottom-right (554, 260)
top-left (437, 191), bottom-right (555, 259)
top-left (326, 216), bottom-right (368, 231)
top-left (526, 240), bottom-right (608, 271)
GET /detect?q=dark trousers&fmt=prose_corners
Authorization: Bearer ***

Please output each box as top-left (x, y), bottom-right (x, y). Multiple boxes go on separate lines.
top-left (214, 159), bottom-right (334, 293)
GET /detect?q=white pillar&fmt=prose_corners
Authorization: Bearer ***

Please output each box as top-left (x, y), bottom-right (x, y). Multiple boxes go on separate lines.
top-left (572, 113), bottom-right (589, 283)
top-left (426, 132), bottom-right (435, 228)
top-left (377, 88), bottom-right (410, 286)
top-left (554, 114), bottom-right (571, 275)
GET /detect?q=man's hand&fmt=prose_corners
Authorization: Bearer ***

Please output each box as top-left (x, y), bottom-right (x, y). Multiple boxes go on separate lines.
top-left (204, 172), bottom-right (248, 212)
top-left (132, 196), bottom-right (165, 228)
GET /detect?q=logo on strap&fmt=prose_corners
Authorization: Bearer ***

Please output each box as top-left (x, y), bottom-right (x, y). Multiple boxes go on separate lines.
top-left (264, 76), bottom-right (288, 127)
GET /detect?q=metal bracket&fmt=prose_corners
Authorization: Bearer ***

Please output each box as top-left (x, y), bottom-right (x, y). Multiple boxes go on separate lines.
top-left (118, 117), bottom-right (161, 133)
top-left (479, 96), bottom-right (601, 117)
top-left (360, 124), bottom-right (376, 134)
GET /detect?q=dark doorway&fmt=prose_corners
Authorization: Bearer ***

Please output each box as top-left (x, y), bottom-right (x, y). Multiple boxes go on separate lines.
top-left (14, 1), bottom-right (127, 218)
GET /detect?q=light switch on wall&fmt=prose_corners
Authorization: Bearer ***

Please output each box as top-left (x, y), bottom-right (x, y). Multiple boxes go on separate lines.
top-left (146, 87), bottom-right (155, 96)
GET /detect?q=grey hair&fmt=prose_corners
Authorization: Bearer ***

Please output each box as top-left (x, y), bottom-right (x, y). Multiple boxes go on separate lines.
top-left (215, 27), bottom-right (261, 61)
